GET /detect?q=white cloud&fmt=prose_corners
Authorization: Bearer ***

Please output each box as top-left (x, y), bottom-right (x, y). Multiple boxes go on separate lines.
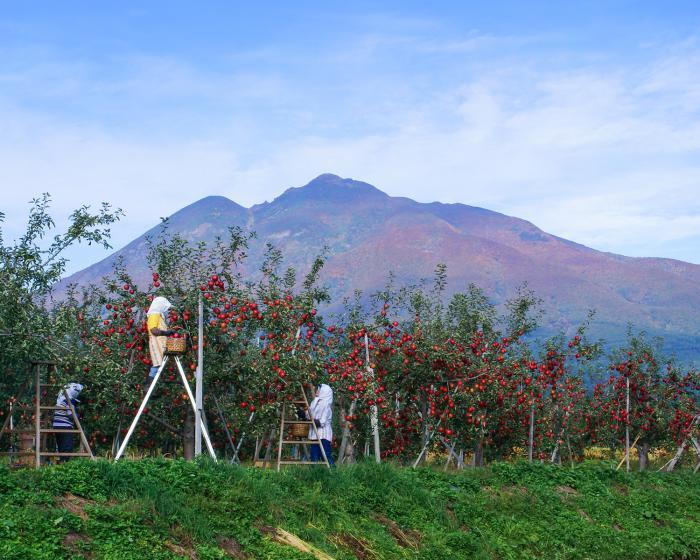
top-left (1, 30), bottom-right (700, 275)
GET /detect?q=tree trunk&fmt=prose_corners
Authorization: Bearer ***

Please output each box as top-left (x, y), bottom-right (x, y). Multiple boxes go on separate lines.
top-left (473, 437), bottom-right (485, 467)
top-left (264, 429), bottom-right (276, 463)
top-left (338, 401), bottom-right (356, 464)
top-left (419, 396), bottom-right (429, 467)
top-left (183, 408), bottom-right (194, 460)
top-left (343, 435), bottom-right (355, 464)
top-left (566, 435), bottom-right (574, 467)
top-left (638, 441), bottom-right (650, 471)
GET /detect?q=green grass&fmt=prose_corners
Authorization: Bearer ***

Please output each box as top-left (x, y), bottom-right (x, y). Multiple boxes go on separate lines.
top-left (0, 459), bottom-right (698, 559)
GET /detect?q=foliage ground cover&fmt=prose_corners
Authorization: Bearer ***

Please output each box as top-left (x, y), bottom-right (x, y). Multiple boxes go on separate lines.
top-left (0, 459), bottom-right (698, 560)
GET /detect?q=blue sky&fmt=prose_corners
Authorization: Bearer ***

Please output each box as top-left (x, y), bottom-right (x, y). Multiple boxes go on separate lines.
top-left (2, 1), bottom-right (700, 274)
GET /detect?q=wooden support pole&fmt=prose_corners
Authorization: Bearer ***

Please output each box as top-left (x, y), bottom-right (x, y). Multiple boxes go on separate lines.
top-left (625, 376), bottom-right (630, 473)
top-left (213, 397), bottom-right (237, 462)
top-left (34, 363), bottom-right (41, 468)
top-left (63, 387), bottom-right (94, 459)
top-left (365, 333), bottom-right (381, 463)
top-left (439, 436), bottom-right (464, 470)
top-left (195, 292), bottom-right (204, 456)
top-left (658, 442), bottom-right (685, 472)
top-left (413, 416), bottom-right (442, 468)
top-left (528, 404), bottom-right (534, 462)
top-left (616, 433), bottom-right (641, 471)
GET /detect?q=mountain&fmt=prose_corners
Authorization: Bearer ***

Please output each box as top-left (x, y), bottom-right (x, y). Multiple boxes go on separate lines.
top-left (58, 174), bottom-right (700, 361)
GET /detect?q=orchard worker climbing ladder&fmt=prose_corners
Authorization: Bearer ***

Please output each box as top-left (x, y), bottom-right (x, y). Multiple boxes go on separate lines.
top-left (52, 382), bottom-right (84, 462)
top-left (308, 384), bottom-right (335, 466)
top-left (146, 296), bottom-right (179, 389)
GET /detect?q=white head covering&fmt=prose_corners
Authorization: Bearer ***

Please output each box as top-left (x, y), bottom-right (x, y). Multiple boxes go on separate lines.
top-left (310, 383), bottom-right (333, 415)
top-left (147, 296), bottom-right (172, 317)
top-left (63, 382), bottom-right (84, 402)
top-left (316, 384), bottom-right (333, 404)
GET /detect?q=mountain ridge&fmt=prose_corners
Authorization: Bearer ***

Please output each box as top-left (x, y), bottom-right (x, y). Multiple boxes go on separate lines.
top-left (57, 174), bottom-right (700, 360)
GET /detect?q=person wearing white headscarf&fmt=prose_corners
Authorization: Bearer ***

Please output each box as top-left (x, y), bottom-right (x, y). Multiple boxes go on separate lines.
top-left (307, 384), bottom-right (334, 465)
top-left (53, 382), bottom-right (84, 462)
top-left (146, 296), bottom-right (175, 379)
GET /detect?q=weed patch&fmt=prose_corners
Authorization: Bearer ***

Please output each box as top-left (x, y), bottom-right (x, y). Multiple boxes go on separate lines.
top-left (0, 459), bottom-right (698, 559)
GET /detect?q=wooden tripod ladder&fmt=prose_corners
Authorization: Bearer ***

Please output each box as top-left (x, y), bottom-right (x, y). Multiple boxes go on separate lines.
top-left (275, 384), bottom-right (330, 470)
top-left (0, 362), bottom-right (93, 467)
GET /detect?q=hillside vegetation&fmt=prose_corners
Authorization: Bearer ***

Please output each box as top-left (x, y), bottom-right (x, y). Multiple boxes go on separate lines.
top-left (1, 459), bottom-right (698, 560)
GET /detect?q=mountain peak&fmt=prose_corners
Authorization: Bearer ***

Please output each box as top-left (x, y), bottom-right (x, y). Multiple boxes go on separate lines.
top-left (270, 174), bottom-right (389, 207)
top-left (307, 173), bottom-right (345, 184)
top-left (180, 195), bottom-right (243, 212)
top-left (156, 195), bottom-right (246, 235)
top-left (306, 173), bottom-right (384, 193)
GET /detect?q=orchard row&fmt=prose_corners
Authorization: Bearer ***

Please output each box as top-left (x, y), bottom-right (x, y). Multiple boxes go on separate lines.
top-left (3, 226), bottom-right (699, 469)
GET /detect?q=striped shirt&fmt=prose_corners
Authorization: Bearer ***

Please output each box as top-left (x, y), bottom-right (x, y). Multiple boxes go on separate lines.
top-left (52, 384), bottom-right (83, 428)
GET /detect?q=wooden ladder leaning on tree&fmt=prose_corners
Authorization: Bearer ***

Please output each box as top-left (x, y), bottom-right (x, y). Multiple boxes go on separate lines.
top-left (0, 361), bottom-right (94, 467)
top-left (273, 383), bottom-right (330, 470)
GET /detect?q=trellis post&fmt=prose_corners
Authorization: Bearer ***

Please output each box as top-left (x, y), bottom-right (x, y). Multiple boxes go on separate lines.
top-left (195, 292), bottom-right (204, 456)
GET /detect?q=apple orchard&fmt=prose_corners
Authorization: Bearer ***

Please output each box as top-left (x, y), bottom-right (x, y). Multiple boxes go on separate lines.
top-left (1, 201), bottom-right (698, 470)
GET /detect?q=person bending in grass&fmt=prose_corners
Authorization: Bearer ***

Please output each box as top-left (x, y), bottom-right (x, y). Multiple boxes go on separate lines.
top-left (308, 384), bottom-right (334, 466)
top-left (146, 296), bottom-right (178, 387)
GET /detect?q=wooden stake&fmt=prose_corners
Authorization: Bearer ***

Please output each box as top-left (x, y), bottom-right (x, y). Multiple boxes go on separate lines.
top-left (365, 333), bottom-right (381, 463)
top-left (625, 376), bottom-right (630, 472)
top-left (528, 404), bottom-right (534, 462)
top-left (616, 432), bottom-right (641, 471)
top-left (262, 527), bottom-right (334, 560)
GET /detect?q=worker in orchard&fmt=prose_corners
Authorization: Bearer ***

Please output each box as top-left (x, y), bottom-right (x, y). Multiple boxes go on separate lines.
top-left (146, 296), bottom-right (179, 385)
top-left (308, 384), bottom-right (334, 465)
top-left (52, 382), bottom-right (84, 462)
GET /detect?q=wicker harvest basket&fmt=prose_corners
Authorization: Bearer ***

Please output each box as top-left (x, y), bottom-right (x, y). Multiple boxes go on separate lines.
top-left (288, 423), bottom-right (308, 438)
top-left (165, 336), bottom-right (187, 355)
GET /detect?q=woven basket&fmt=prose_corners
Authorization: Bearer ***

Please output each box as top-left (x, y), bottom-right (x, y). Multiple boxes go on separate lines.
top-left (165, 336), bottom-right (187, 355)
top-left (288, 423), bottom-right (308, 438)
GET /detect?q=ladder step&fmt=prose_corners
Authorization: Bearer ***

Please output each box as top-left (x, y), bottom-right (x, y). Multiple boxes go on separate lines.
top-left (0, 451), bottom-right (35, 455)
top-left (40, 406), bottom-right (71, 410)
top-left (283, 420), bottom-right (314, 424)
top-left (291, 401), bottom-right (307, 405)
top-left (40, 384), bottom-right (61, 388)
top-left (39, 452), bottom-right (92, 457)
top-left (40, 429), bottom-right (81, 434)
top-left (282, 439), bottom-right (321, 445)
top-left (1, 429), bottom-right (36, 433)
top-left (278, 460), bottom-right (326, 465)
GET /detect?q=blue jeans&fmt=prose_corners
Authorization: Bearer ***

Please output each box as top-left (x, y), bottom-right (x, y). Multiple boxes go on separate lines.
top-left (149, 366), bottom-right (160, 379)
top-left (310, 439), bottom-right (334, 466)
top-left (54, 427), bottom-right (74, 463)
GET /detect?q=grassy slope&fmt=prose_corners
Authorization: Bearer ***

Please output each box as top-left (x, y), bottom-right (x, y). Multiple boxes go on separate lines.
top-left (0, 459), bottom-right (698, 560)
